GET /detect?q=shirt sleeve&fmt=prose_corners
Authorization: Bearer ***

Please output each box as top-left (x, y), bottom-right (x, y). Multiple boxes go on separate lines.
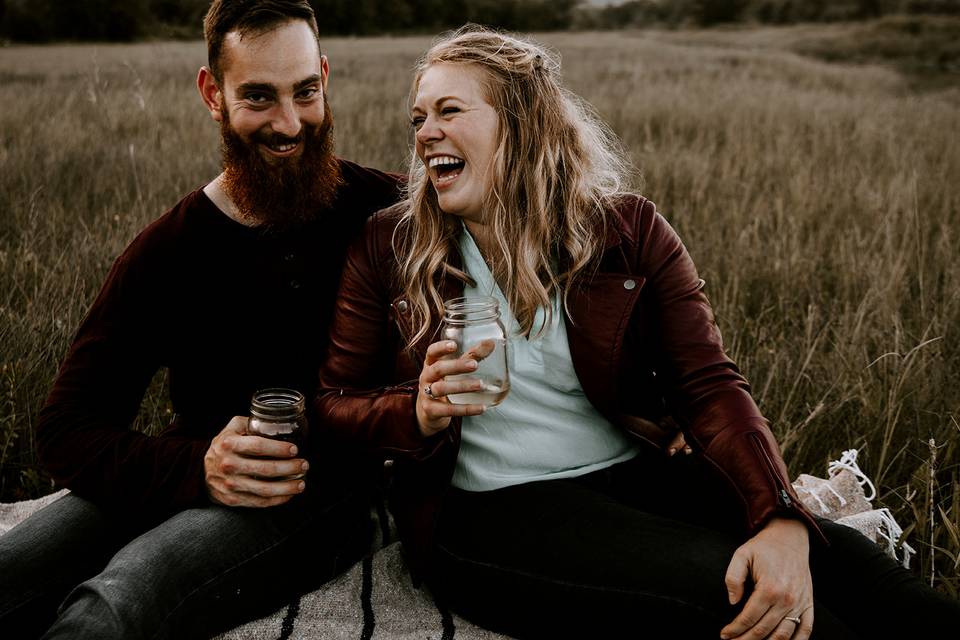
top-left (314, 212), bottom-right (452, 463)
top-left (633, 198), bottom-right (824, 542)
top-left (36, 243), bottom-right (210, 512)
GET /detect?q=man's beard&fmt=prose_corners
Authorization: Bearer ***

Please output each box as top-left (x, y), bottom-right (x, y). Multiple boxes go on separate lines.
top-left (219, 100), bottom-right (343, 232)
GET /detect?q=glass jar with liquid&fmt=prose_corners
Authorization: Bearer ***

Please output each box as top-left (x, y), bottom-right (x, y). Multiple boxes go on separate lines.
top-left (441, 296), bottom-right (510, 407)
top-left (248, 388), bottom-right (307, 480)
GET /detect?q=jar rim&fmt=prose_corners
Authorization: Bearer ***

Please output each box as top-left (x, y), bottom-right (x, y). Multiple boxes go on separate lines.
top-left (443, 295), bottom-right (498, 310)
top-left (250, 388), bottom-right (305, 420)
top-left (443, 296), bottom-right (500, 323)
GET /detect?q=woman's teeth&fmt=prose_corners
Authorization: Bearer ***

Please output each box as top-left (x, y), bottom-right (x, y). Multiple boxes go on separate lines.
top-left (428, 155), bottom-right (463, 168)
top-left (429, 155), bottom-right (465, 184)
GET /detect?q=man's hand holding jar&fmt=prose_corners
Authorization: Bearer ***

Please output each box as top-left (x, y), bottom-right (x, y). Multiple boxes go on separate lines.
top-left (203, 389), bottom-right (309, 507)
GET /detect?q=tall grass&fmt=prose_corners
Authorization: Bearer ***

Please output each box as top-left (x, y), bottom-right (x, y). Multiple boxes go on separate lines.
top-left (1, 24), bottom-right (958, 593)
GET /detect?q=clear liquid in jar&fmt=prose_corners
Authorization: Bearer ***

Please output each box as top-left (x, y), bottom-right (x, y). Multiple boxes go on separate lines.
top-left (445, 374), bottom-right (510, 407)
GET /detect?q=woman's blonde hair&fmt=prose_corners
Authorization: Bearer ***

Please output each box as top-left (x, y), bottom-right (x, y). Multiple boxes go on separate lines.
top-left (395, 25), bottom-right (634, 347)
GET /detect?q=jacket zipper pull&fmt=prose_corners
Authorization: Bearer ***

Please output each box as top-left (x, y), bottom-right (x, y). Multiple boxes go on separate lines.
top-left (780, 488), bottom-right (793, 508)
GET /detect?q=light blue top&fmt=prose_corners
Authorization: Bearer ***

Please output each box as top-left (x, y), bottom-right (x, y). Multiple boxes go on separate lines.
top-left (450, 227), bottom-right (638, 492)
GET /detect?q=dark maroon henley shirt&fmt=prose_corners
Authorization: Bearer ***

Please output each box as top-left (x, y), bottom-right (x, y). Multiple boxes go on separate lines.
top-left (36, 159), bottom-right (402, 514)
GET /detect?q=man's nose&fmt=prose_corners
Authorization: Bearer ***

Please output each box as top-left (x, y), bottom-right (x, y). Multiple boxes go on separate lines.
top-left (271, 100), bottom-right (302, 138)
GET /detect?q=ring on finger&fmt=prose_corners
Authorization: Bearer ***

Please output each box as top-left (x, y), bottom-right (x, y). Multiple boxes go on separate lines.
top-left (424, 384), bottom-right (436, 400)
top-left (784, 615), bottom-right (802, 625)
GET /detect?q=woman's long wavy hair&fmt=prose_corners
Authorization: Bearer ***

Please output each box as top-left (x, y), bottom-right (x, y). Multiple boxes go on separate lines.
top-left (395, 25), bottom-right (634, 347)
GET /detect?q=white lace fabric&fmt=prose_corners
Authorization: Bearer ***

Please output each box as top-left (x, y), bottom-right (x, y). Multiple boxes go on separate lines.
top-left (792, 449), bottom-right (915, 568)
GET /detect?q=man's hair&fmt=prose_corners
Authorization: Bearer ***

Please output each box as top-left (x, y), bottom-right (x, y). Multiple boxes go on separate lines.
top-left (203, 0), bottom-right (321, 81)
top-left (396, 25), bottom-right (634, 346)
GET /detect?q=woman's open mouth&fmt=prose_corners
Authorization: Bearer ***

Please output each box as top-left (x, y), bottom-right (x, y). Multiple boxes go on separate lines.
top-left (429, 155), bottom-right (466, 188)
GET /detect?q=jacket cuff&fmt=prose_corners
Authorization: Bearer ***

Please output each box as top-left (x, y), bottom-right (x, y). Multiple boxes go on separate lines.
top-left (702, 425), bottom-right (828, 546)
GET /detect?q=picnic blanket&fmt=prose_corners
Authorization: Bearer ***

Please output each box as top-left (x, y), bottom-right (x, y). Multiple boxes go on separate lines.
top-left (0, 449), bottom-right (912, 638)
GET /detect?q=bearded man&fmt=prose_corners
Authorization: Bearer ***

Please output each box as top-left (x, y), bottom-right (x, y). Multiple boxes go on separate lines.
top-left (0, 1), bottom-right (401, 638)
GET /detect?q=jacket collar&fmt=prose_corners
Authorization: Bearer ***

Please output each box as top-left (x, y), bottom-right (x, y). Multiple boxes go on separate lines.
top-left (603, 215), bottom-right (623, 251)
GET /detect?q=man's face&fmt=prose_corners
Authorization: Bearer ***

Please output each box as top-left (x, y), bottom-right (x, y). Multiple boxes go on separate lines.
top-left (204, 19), bottom-right (342, 229)
top-left (217, 19), bottom-right (328, 163)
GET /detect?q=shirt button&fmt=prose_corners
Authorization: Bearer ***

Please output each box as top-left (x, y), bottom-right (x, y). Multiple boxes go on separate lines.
top-left (623, 279), bottom-right (636, 290)
top-left (290, 280), bottom-right (301, 289)
top-left (396, 300), bottom-right (408, 312)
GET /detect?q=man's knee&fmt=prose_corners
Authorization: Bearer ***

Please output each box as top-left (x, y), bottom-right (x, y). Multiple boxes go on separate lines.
top-left (46, 570), bottom-right (158, 640)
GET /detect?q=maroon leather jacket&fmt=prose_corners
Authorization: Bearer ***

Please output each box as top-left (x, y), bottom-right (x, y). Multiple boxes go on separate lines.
top-left (317, 195), bottom-right (823, 572)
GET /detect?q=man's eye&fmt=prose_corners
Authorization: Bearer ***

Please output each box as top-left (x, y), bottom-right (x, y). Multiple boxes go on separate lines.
top-left (245, 94), bottom-right (270, 104)
top-left (297, 88), bottom-right (319, 100)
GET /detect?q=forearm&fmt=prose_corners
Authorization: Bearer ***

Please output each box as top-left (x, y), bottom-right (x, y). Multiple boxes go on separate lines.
top-left (316, 383), bottom-right (451, 462)
top-left (38, 400), bottom-right (211, 510)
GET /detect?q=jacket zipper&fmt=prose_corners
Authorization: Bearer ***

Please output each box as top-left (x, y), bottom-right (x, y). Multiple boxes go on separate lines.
top-left (748, 432), bottom-right (792, 509)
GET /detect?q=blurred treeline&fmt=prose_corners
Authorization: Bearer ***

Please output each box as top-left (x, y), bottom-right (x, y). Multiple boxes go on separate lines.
top-left (1, 0), bottom-right (958, 42)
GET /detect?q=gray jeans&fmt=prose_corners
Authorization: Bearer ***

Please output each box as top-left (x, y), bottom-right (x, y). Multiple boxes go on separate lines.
top-left (0, 488), bottom-right (372, 639)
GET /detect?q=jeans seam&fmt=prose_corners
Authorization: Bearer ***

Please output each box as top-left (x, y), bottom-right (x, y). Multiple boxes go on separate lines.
top-left (148, 491), bottom-right (365, 640)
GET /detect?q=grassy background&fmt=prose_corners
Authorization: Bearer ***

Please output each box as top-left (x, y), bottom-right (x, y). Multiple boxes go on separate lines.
top-left (1, 16), bottom-right (958, 593)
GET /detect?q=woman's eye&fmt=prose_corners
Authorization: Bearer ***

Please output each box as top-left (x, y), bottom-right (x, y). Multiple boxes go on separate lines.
top-left (411, 116), bottom-right (425, 130)
top-left (441, 107), bottom-right (460, 115)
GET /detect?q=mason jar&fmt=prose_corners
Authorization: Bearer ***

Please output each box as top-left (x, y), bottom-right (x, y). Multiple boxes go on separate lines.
top-left (248, 388), bottom-right (307, 479)
top-left (441, 296), bottom-right (510, 407)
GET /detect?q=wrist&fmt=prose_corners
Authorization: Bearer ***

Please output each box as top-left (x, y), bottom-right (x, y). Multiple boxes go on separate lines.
top-left (766, 516), bottom-right (810, 541)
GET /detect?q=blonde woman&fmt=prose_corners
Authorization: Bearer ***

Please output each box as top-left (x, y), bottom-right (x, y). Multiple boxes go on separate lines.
top-left (317, 26), bottom-right (960, 638)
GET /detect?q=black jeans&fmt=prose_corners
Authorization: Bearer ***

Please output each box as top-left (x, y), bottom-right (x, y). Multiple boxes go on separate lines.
top-left (429, 452), bottom-right (960, 638)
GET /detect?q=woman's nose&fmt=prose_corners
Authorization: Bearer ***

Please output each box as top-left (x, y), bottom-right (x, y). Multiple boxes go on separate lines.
top-left (415, 116), bottom-right (442, 144)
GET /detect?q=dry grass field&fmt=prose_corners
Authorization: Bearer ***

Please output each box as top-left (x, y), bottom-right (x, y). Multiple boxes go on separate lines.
top-left (1, 19), bottom-right (958, 593)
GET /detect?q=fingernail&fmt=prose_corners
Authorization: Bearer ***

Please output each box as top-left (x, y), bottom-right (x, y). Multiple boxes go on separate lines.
top-left (301, 461), bottom-right (310, 472)
top-left (289, 445), bottom-right (298, 456)
top-left (297, 481), bottom-right (305, 491)
top-left (447, 341), bottom-right (457, 349)
top-left (467, 360), bottom-right (478, 370)
top-left (684, 447), bottom-right (693, 455)
top-left (668, 447), bottom-right (677, 456)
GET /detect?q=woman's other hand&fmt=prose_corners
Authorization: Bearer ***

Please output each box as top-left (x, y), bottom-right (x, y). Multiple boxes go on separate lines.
top-left (416, 340), bottom-right (488, 437)
top-left (659, 415), bottom-right (692, 456)
top-left (720, 517), bottom-right (814, 640)
top-left (665, 429), bottom-right (692, 456)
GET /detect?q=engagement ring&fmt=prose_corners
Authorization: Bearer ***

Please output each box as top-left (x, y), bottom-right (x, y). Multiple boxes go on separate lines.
top-left (424, 384), bottom-right (435, 399)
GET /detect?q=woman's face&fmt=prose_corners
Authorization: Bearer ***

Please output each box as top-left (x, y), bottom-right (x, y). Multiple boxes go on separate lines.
top-left (412, 63), bottom-right (499, 224)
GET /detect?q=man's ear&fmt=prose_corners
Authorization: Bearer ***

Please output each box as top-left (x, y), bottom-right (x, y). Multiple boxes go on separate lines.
top-left (320, 54), bottom-right (330, 93)
top-left (197, 66), bottom-right (223, 123)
